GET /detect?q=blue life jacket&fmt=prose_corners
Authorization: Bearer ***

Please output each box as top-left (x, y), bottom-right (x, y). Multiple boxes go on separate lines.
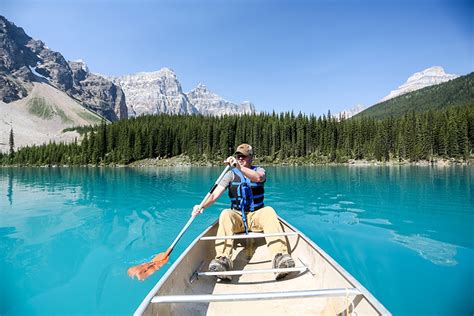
top-left (228, 167), bottom-right (265, 234)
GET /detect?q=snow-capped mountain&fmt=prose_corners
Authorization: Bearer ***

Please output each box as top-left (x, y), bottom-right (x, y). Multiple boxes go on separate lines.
top-left (336, 104), bottom-right (366, 119)
top-left (380, 66), bottom-right (458, 102)
top-left (186, 83), bottom-right (255, 116)
top-left (110, 69), bottom-right (256, 117)
top-left (110, 68), bottom-right (197, 116)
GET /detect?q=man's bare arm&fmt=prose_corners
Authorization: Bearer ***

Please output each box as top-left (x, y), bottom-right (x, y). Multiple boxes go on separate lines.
top-left (192, 184), bottom-right (227, 216)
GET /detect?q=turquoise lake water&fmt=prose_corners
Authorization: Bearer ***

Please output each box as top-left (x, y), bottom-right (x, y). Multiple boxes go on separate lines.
top-left (0, 166), bottom-right (473, 315)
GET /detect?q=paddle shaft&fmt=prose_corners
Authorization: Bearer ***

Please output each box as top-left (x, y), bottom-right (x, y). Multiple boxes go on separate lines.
top-left (167, 165), bottom-right (231, 253)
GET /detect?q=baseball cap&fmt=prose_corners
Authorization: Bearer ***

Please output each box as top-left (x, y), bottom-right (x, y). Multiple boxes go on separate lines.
top-left (234, 143), bottom-right (253, 157)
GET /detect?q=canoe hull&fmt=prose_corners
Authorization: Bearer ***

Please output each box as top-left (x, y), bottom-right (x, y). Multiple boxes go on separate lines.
top-left (135, 217), bottom-right (390, 316)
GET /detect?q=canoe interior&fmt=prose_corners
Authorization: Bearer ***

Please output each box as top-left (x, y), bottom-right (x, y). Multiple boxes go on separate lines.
top-left (139, 219), bottom-right (388, 315)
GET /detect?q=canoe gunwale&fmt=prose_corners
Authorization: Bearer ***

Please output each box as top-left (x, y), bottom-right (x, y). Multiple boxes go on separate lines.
top-left (133, 221), bottom-right (217, 316)
top-left (278, 217), bottom-right (391, 316)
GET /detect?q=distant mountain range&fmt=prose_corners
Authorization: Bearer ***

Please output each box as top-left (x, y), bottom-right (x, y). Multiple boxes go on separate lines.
top-left (0, 15), bottom-right (256, 151)
top-left (109, 70), bottom-right (255, 117)
top-left (0, 15), bottom-right (255, 121)
top-left (186, 83), bottom-right (255, 116)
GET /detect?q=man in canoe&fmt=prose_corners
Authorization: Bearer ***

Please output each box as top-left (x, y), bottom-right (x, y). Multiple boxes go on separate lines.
top-left (192, 143), bottom-right (295, 281)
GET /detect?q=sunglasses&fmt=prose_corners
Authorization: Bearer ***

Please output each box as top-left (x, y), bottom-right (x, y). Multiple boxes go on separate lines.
top-left (236, 154), bottom-right (248, 160)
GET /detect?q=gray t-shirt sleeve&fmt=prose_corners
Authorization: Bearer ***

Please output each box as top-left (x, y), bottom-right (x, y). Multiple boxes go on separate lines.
top-left (255, 167), bottom-right (266, 182)
top-left (218, 170), bottom-right (234, 188)
top-left (217, 167), bottom-right (266, 188)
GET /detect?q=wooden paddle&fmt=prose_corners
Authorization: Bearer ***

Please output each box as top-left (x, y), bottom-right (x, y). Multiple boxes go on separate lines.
top-left (128, 165), bottom-right (231, 281)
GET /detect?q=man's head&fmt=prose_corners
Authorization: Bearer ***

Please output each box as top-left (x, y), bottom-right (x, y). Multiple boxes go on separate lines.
top-left (235, 143), bottom-right (253, 168)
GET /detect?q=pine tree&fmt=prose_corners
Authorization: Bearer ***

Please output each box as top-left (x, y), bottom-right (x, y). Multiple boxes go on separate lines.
top-left (90, 132), bottom-right (98, 165)
top-left (458, 116), bottom-right (470, 160)
top-left (296, 113), bottom-right (306, 156)
top-left (446, 111), bottom-right (459, 157)
top-left (438, 121), bottom-right (448, 157)
top-left (9, 127), bottom-right (14, 158)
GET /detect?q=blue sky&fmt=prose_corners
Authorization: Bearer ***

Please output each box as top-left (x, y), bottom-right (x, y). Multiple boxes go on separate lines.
top-left (2, 0), bottom-right (473, 115)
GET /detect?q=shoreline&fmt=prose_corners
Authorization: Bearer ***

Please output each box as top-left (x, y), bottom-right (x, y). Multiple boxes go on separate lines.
top-left (127, 156), bottom-right (471, 168)
top-left (2, 155), bottom-right (471, 168)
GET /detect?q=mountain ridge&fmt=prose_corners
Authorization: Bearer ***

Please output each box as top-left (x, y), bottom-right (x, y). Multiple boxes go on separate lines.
top-left (109, 69), bottom-right (256, 116)
top-left (380, 66), bottom-right (458, 102)
top-left (338, 66), bottom-right (462, 119)
top-left (0, 15), bottom-right (128, 121)
top-left (354, 72), bottom-right (474, 119)
top-left (186, 82), bottom-right (256, 116)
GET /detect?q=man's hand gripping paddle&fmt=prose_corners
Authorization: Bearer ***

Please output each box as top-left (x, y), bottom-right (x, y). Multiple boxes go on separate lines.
top-left (127, 165), bottom-right (231, 281)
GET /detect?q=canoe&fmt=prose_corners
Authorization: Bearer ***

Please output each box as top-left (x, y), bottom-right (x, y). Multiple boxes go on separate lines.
top-left (134, 217), bottom-right (391, 315)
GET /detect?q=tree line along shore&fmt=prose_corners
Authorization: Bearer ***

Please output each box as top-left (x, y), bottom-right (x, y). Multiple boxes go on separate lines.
top-left (1, 104), bottom-right (473, 167)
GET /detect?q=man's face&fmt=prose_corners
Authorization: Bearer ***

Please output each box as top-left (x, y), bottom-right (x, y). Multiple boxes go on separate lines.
top-left (236, 154), bottom-right (252, 168)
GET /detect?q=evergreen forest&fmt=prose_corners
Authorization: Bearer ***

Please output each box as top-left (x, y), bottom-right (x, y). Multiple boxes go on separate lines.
top-left (1, 104), bottom-right (473, 166)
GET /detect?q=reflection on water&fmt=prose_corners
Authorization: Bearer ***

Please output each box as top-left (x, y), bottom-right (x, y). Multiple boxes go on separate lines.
top-left (0, 166), bottom-right (472, 315)
top-left (391, 232), bottom-right (458, 266)
top-left (5, 169), bottom-right (13, 205)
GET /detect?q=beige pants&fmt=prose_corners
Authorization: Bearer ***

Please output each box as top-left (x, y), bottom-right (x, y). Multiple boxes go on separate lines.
top-left (215, 206), bottom-right (288, 259)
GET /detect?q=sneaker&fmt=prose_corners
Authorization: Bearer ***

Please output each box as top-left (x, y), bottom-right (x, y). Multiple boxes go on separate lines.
top-left (208, 256), bottom-right (232, 281)
top-left (272, 253), bottom-right (295, 280)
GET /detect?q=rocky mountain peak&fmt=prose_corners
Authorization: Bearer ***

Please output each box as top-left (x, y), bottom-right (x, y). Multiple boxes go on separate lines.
top-left (0, 15), bottom-right (127, 121)
top-left (69, 60), bottom-right (89, 82)
top-left (110, 68), bottom-right (197, 116)
top-left (337, 104), bottom-right (366, 119)
top-left (111, 69), bottom-right (256, 117)
top-left (406, 66), bottom-right (447, 83)
top-left (70, 59), bottom-right (89, 73)
top-left (158, 67), bottom-right (176, 77)
top-left (186, 84), bottom-right (256, 116)
top-left (194, 83), bottom-right (208, 91)
top-left (380, 66), bottom-right (458, 102)
top-left (189, 83), bottom-right (218, 98)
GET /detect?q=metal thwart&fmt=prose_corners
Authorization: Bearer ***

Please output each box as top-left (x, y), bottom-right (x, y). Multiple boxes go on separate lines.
top-left (151, 288), bottom-right (362, 303)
